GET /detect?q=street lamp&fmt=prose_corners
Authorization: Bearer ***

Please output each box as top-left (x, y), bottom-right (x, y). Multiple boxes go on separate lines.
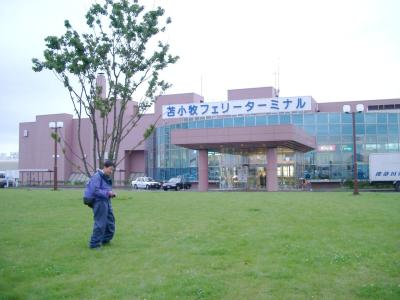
top-left (49, 121), bottom-right (63, 191)
top-left (343, 104), bottom-right (364, 195)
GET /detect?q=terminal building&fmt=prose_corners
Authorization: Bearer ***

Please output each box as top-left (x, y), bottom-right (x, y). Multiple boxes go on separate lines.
top-left (19, 76), bottom-right (400, 191)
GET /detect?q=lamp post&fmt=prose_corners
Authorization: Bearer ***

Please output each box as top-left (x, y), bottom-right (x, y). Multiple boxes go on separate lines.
top-left (343, 104), bottom-right (364, 195)
top-left (49, 121), bottom-right (64, 191)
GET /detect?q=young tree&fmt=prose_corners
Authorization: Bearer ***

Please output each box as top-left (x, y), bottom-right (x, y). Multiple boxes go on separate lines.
top-left (32, 0), bottom-right (178, 177)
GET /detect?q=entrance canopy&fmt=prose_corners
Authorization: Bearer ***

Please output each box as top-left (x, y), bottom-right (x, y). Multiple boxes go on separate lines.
top-left (171, 124), bottom-right (316, 153)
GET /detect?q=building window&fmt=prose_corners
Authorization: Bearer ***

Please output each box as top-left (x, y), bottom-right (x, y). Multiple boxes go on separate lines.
top-left (255, 115), bottom-right (267, 126)
top-left (368, 104), bottom-right (399, 111)
top-left (224, 118), bottom-right (233, 127)
top-left (268, 115), bottom-right (279, 124)
top-left (234, 117), bottom-right (244, 127)
top-left (213, 119), bottom-right (223, 128)
top-left (245, 116), bottom-right (255, 127)
top-left (329, 113), bottom-right (341, 124)
top-left (388, 113), bottom-right (398, 123)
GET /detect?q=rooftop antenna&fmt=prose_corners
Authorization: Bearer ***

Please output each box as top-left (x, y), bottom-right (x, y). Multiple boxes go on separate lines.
top-left (200, 75), bottom-right (203, 96)
top-left (274, 58), bottom-right (280, 97)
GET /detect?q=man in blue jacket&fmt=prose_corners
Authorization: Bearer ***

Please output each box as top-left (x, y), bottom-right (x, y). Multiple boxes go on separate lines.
top-left (84, 160), bottom-right (116, 249)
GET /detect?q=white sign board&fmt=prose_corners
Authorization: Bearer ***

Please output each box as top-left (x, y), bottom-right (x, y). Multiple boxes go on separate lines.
top-left (162, 96), bottom-right (312, 119)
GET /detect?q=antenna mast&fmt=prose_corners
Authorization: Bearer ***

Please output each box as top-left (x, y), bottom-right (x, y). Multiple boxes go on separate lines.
top-left (200, 75), bottom-right (203, 96)
top-left (275, 58), bottom-right (280, 97)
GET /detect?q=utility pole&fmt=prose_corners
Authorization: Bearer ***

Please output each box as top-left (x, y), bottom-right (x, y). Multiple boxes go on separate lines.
top-left (343, 104), bottom-right (364, 195)
top-left (49, 121), bottom-right (63, 191)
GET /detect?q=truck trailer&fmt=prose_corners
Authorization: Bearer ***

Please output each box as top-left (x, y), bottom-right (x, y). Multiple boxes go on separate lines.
top-left (368, 153), bottom-right (400, 192)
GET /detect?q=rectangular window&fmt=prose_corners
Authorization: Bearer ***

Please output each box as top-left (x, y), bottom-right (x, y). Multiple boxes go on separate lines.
top-left (196, 120), bottom-right (205, 129)
top-left (355, 113), bottom-right (364, 123)
top-left (387, 135), bottom-right (398, 144)
top-left (387, 125), bottom-right (399, 134)
top-left (365, 124), bottom-right (377, 134)
top-left (377, 135), bottom-right (387, 143)
top-left (365, 135), bottom-right (377, 144)
top-left (317, 135), bottom-right (329, 143)
top-left (388, 113), bottom-right (398, 123)
top-left (386, 143), bottom-right (399, 151)
top-left (224, 118), bottom-right (233, 127)
top-left (279, 114), bottom-right (291, 124)
top-left (377, 125), bottom-right (387, 134)
top-left (329, 113), bottom-right (341, 123)
top-left (268, 115), bottom-right (279, 125)
top-left (213, 119), bottom-right (223, 128)
top-left (317, 113), bottom-right (329, 124)
top-left (341, 135), bottom-right (352, 143)
top-left (377, 113), bottom-right (387, 124)
top-left (292, 114), bottom-right (303, 125)
top-left (341, 125), bottom-right (353, 135)
top-left (255, 115), bottom-right (267, 126)
top-left (329, 125), bottom-right (341, 135)
top-left (365, 144), bottom-right (377, 151)
top-left (234, 117), bottom-right (244, 127)
top-left (377, 143), bottom-right (386, 151)
top-left (365, 113), bottom-right (377, 123)
top-left (317, 125), bottom-right (329, 135)
top-left (355, 124), bottom-right (365, 134)
top-left (355, 135), bottom-right (365, 144)
top-left (341, 113), bottom-right (352, 123)
top-left (245, 116), bottom-right (255, 127)
top-left (304, 114), bottom-right (315, 125)
top-left (329, 136), bottom-right (341, 143)
top-left (205, 119), bottom-right (213, 128)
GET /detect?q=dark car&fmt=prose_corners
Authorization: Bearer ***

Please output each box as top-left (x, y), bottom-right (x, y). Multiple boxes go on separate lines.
top-left (0, 174), bottom-right (6, 188)
top-left (0, 174), bottom-right (14, 188)
top-left (162, 177), bottom-right (191, 191)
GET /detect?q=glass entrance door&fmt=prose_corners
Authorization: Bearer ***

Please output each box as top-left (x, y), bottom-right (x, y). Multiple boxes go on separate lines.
top-left (248, 166), bottom-right (267, 190)
top-left (276, 148), bottom-right (300, 190)
top-left (277, 164), bottom-right (296, 189)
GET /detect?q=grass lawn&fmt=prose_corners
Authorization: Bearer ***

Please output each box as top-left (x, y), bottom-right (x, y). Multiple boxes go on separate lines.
top-left (0, 189), bottom-right (399, 299)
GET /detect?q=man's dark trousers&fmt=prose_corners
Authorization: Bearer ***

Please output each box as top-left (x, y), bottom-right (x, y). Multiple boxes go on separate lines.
top-left (90, 199), bottom-right (115, 248)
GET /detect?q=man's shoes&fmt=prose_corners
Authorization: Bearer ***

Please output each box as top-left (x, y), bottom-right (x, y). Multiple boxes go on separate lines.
top-left (89, 245), bottom-right (102, 250)
top-left (102, 241), bottom-right (111, 246)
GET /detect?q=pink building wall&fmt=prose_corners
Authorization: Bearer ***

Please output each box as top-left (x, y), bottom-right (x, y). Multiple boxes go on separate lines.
top-left (19, 114), bottom-right (73, 181)
top-left (19, 79), bottom-right (400, 183)
top-left (19, 88), bottom-right (205, 182)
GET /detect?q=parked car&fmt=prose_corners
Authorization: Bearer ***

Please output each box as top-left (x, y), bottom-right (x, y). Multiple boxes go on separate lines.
top-left (0, 173), bottom-right (14, 188)
top-left (131, 177), bottom-right (161, 190)
top-left (0, 174), bottom-right (6, 188)
top-left (162, 177), bottom-right (191, 191)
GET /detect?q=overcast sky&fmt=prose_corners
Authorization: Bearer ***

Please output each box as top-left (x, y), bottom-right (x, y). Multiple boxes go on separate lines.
top-left (0, 0), bottom-right (399, 154)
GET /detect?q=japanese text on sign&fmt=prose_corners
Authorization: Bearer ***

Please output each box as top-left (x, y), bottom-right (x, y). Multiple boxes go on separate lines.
top-left (162, 96), bottom-right (312, 119)
top-left (374, 171), bottom-right (400, 178)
